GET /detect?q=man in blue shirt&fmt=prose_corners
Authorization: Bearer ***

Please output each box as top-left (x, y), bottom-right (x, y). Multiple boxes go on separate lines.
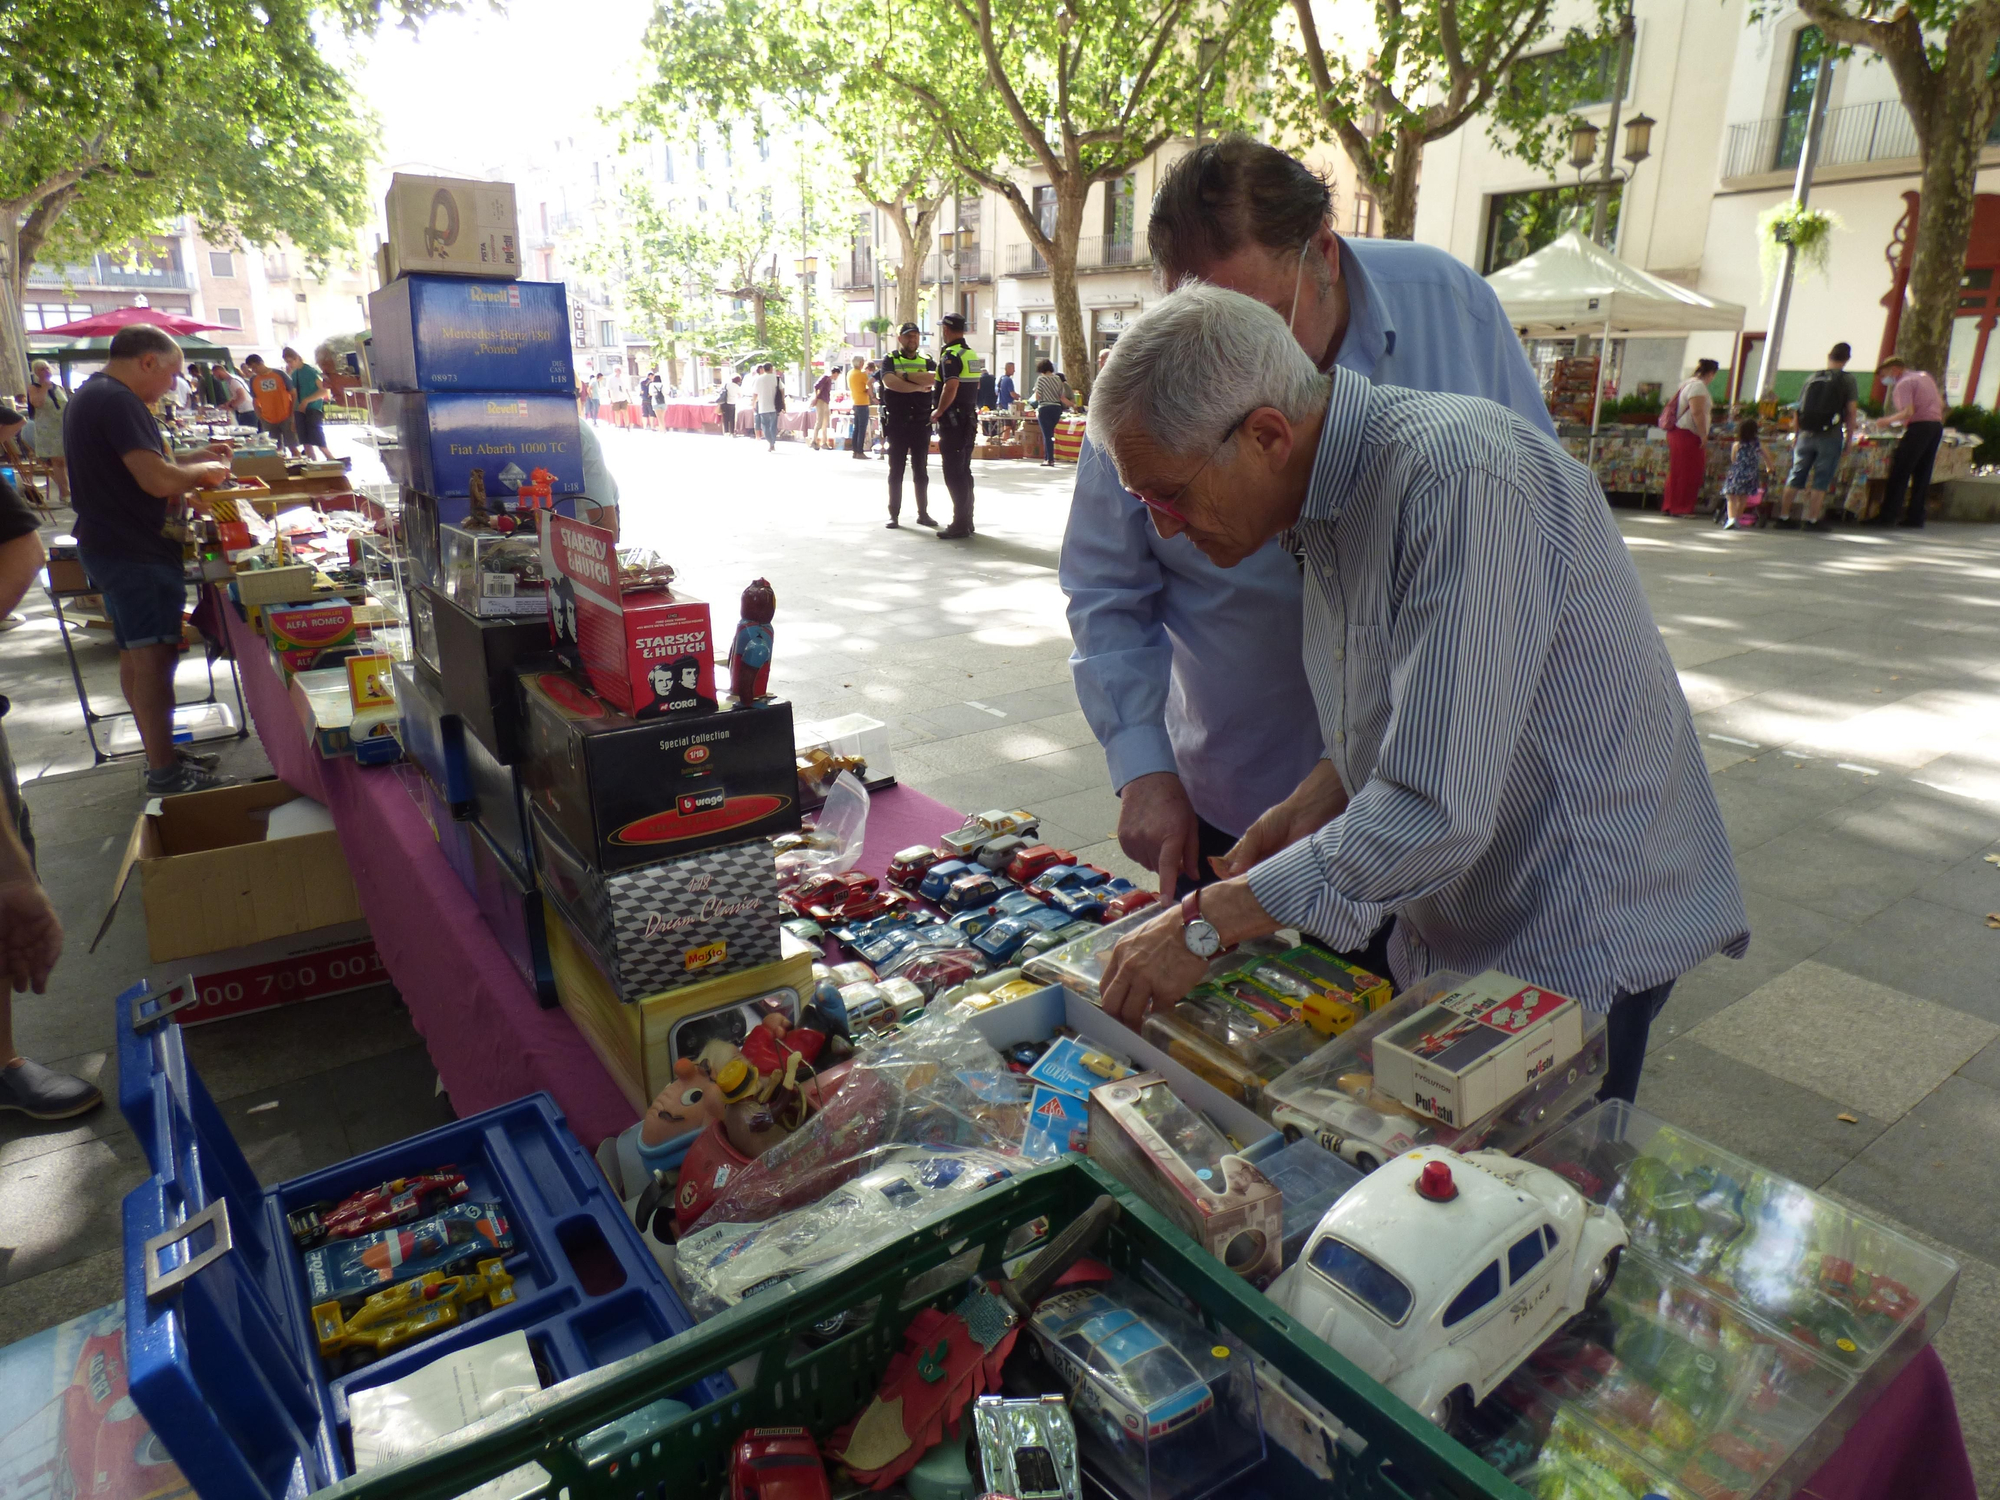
top-left (1061, 138), bottom-right (1552, 920)
top-left (995, 362), bottom-right (1018, 410)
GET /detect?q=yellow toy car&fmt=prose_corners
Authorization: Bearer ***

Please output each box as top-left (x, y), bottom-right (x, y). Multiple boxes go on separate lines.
top-left (313, 1256), bottom-right (516, 1368)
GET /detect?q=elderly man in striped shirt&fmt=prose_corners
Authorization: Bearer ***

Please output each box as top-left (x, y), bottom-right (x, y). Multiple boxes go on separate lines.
top-left (1092, 285), bottom-right (1748, 1103)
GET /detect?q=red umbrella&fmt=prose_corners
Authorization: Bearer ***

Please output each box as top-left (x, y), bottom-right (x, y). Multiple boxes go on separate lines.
top-left (33, 305), bottom-right (233, 338)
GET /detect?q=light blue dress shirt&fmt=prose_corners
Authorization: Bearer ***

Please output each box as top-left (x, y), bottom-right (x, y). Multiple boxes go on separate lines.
top-left (1061, 237), bottom-right (1556, 837)
top-left (1245, 365), bottom-right (1748, 1009)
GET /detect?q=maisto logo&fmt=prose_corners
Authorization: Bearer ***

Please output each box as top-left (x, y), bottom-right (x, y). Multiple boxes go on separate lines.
top-left (684, 745), bottom-right (711, 765)
top-left (610, 793), bottom-right (791, 847)
top-left (684, 941), bottom-right (727, 972)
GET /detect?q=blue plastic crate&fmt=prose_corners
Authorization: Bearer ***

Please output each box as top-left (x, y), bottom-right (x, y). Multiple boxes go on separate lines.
top-left (115, 979), bottom-right (728, 1500)
top-left (393, 659), bottom-right (472, 816)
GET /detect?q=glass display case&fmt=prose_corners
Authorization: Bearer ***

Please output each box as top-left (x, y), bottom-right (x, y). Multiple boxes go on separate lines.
top-left (354, 532), bottom-right (413, 662)
top-left (439, 521), bottom-right (550, 618)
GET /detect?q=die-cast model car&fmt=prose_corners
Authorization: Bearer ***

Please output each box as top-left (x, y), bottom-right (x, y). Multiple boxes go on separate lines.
top-left (288, 1168), bottom-right (472, 1248)
top-left (919, 858), bottom-right (978, 902)
top-left (1271, 1147), bottom-right (1627, 1433)
top-left (787, 872), bottom-right (854, 916)
top-left (887, 846), bottom-right (946, 889)
top-left (1018, 920), bottom-right (1100, 961)
top-left (978, 834), bottom-right (1033, 872)
top-left (885, 948), bottom-right (986, 996)
top-left (948, 890), bottom-right (1042, 939)
top-left (1007, 844), bottom-right (1076, 885)
top-left (1027, 865), bottom-right (1110, 900)
top-left (941, 809), bottom-right (1041, 857)
top-left (1270, 1086), bottom-right (1427, 1173)
top-left (1050, 877), bottom-right (1139, 923)
top-left (312, 1256), bottom-right (515, 1369)
top-left (805, 873), bottom-right (886, 923)
top-left (974, 1395), bottom-right (1080, 1500)
top-left (942, 870), bottom-right (1014, 912)
top-left (973, 905), bottom-right (1080, 964)
top-left (1101, 888), bottom-right (1159, 923)
top-left (1029, 1289), bottom-right (1218, 1443)
top-left (730, 1428), bottom-right (830, 1500)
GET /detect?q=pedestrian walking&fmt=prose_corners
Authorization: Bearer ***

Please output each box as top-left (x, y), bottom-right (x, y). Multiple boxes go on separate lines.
top-left (639, 368), bottom-right (656, 427)
top-left (585, 375), bottom-right (602, 425)
top-left (283, 347), bottom-right (333, 461)
top-left (751, 363), bottom-right (781, 450)
top-left (1661, 358), bottom-right (1717, 517)
top-left (995, 362), bottom-right (1017, 411)
top-left (26, 361), bottom-right (68, 506)
top-left (812, 369), bottom-right (834, 449)
top-left (847, 355), bottom-right (874, 460)
top-left (1032, 360), bottom-right (1067, 466)
top-left (244, 354), bottom-right (297, 452)
top-left (1719, 418), bottom-right (1766, 531)
top-left (606, 365), bottom-right (630, 428)
top-left (879, 324), bottom-right (937, 528)
top-left (933, 311), bottom-right (982, 538)
top-left (1773, 343), bottom-right (1859, 531)
top-left (223, 365), bottom-right (257, 428)
top-left (1875, 355), bottom-right (1945, 529)
top-left (716, 375), bottom-right (737, 438)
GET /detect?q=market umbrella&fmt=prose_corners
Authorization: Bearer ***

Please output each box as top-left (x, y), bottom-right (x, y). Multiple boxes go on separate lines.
top-left (28, 332), bottom-right (238, 376)
top-left (31, 305), bottom-right (232, 338)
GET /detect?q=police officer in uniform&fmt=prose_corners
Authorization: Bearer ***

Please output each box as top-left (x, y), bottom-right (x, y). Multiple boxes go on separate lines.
top-left (879, 323), bottom-right (938, 529)
top-left (933, 311), bottom-right (984, 539)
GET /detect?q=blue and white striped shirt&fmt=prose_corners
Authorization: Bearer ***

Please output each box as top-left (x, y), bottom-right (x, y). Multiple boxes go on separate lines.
top-left (1244, 366), bottom-right (1750, 1011)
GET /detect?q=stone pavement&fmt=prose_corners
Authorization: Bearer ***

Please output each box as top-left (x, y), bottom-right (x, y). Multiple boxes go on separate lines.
top-left (2, 421), bottom-right (1997, 1485)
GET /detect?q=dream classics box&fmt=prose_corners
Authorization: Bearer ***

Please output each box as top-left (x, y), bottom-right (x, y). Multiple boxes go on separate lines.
top-left (540, 514), bottom-right (715, 718)
top-left (1370, 971), bottom-right (1584, 1128)
top-left (368, 274), bottom-right (574, 392)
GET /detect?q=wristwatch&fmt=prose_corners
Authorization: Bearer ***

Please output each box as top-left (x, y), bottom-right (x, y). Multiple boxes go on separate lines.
top-left (1180, 889), bottom-right (1223, 959)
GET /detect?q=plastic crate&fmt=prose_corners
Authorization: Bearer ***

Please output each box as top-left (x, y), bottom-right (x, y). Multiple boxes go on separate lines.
top-left (305, 1157), bottom-right (1521, 1500)
top-left (114, 979), bottom-right (729, 1500)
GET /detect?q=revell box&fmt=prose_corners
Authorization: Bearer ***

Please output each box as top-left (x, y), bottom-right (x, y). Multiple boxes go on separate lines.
top-left (530, 806), bottom-right (783, 1001)
top-left (368, 274), bottom-right (574, 392)
top-left (1371, 971), bottom-right (1585, 1128)
top-left (518, 667), bottom-right (798, 872)
top-left (382, 392), bottom-right (584, 500)
top-left (542, 514), bottom-right (715, 717)
top-left (382, 172), bottom-right (520, 281)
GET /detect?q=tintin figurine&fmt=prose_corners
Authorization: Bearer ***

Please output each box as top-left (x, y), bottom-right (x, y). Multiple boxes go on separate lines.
top-left (466, 466), bottom-right (490, 528)
top-left (729, 578), bottom-right (776, 702)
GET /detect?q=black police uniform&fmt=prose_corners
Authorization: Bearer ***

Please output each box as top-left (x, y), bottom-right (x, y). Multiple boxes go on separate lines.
top-left (936, 338), bottom-right (981, 534)
top-left (879, 347), bottom-right (937, 525)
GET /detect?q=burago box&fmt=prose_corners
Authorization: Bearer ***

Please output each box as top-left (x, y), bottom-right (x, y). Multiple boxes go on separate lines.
top-left (368, 274), bottom-right (574, 392)
top-left (382, 172), bottom-right (519, 281)
top-left (1370, 971), bottom-right (1585, 1128)
top-left (541, 514), bottom-right (714, 717)
top-left (263, 600), bottom-right (358, 678)
top-left (530, 806), bottom-right (783, 999)
top-left (381, 392), bottom-right (584, 500)
top-left (518, 668), bottom-right (797, 872)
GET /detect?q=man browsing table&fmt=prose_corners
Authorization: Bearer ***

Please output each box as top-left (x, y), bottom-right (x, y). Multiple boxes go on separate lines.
top-left (1089, 287), bottom-right (1748, 1104)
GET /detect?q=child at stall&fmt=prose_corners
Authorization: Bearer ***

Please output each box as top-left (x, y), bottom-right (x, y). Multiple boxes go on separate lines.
top-left (1719, 416), bottom-right (1765, 531)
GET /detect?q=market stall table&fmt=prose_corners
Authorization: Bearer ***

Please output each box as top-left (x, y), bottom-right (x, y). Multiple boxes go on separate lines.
top-left (219, 590), bottom-right (963, 1150)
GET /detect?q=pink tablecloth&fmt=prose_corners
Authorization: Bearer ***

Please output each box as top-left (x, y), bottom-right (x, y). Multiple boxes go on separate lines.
top-left (1801, 1345), bottom-right (1975, 1499)
top-left (220, 595), bottom-right (965, 1147)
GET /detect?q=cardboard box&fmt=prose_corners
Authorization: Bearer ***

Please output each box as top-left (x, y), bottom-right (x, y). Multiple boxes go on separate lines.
top-left (544, 905), bottom-right (813, 1112)
top-left (464, 713), bottom-right (531, 884)
top-left (97, 780), bottom-right (367, 966)
top-left (410, 585), bottom-right (553, 763)
top-left (542, 514), bottom-right (714, 716)
top-left (1370, 971), bottom-right (1585, 1129)
top-left (171, 920), bottom-right (381, 1024)
top-left (263, 600), bottom-right (358, 677)
top-left (392, 658), bottom-right (472, 814)
top-left (519, 668), bottom-right (797, 872)
top-left (380, 392), bottom-right (584, 500)
top-left (368, 275), bottom-right (575, 392)
top-left (530, 805), bottom-right (783, 1000)
top-left (469, 819), bottom-right (556, 1007)
top-left (230, 565), bottom-right (319, 607)
top-left (382, 172), bottom-right (520, 281)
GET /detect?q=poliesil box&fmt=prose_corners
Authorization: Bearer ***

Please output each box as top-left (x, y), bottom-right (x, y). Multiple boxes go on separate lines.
top-left (530, 805), bottom-right (783, 1000)
top-left (382, 392), bottom-right (584, 500)
top-left (1371, 971), bottom-right (1585, 1129)
top-left (542, 514), bottom-right (715, 717)
top-left (518, 668), bottom-right (798, 873)
top-left (382, 173), bottom-right (519, 281)
top-left (368, 275), bottom-right (574, 392)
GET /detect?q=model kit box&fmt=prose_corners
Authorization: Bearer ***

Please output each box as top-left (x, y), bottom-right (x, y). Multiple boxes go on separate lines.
top-left (381, 392), bottom-right (584, 500)
top-left (530, 806), bottom-right (783, 1001)
top-left (382, 172), bottom-right (519, 282)
top-left (1371, 971), bottom-right (1585, 1128)
top-left (264, 600), bottom-right (358, 678)
top-left (410, 584), bottom-right (554, 764)
top-left (368, 274), bottom-right (574, 392)
top-left (542, 514), bottom-right (715, 717)
top-left (518, 668), bottom-right (798, 872)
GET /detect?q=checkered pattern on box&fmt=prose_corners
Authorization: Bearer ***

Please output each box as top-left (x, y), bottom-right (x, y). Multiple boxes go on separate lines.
top-left (602, 840), bottom-right (781, 996)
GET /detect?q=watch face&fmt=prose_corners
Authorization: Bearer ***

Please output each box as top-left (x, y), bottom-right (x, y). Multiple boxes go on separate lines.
top-left (1184, 919), bottom-right (1222, 959)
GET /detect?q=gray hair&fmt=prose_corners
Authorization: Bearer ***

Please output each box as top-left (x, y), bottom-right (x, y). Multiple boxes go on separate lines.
top-left (1087, 284), bottom-right (1327, 460)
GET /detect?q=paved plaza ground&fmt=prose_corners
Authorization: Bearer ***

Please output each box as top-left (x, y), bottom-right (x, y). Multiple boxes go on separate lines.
top-left (3, 420), bottom-right (1998, 1485)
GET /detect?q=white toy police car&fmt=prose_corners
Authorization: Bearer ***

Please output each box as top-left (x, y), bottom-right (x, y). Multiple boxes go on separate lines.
top-left (1270, 1146), bottom-right (1626, 1433)
top-left (1269, 1084), bottom-right (1428, 1173)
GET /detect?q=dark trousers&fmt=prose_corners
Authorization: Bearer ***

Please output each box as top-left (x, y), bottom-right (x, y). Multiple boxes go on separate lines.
top-left (1879, 420), bottom-right (1943, 526)
top-left (1037, 403), bottom-right (1062, 460)
top-left (718, 403), bottom-right (734, 436)
top-left (850, 405), bottom-right (871, 457)
top-left (938, 416), bottom-right (975, 528)
top-left (885, 426), bottom-right (931, 520)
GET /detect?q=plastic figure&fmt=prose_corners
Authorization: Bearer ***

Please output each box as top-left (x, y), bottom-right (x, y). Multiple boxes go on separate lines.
top-left (740, 1009), bottom-right (828, 1073)
top-left (517, 466), bottom-right (556, 508)
top-left (640, 1058), bottom-right (730, 1148)
top-left (729, 578), bottom-right (777, 702)
top-left (466, 466), bottom-right (490, 527)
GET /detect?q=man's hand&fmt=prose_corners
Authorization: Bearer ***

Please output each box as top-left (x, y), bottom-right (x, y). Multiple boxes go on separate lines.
top-left (1211, 759), bottom-right (1349, 879)
top-left (203, 441), bottom-right (235, 462)
top-left (1100, 904), bottom-right (1208, 1026)
top-left (1118, 772), bottom-right (1201, 895)
top-left (0, 879), bottom-right (62, 995)
top-left (186, 461), bottom-right (233, 490)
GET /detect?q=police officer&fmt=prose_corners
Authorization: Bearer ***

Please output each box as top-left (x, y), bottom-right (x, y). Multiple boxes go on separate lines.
top-left (879, 323), bottom-right (938, 529)
top-left (933, 311), bottom-right (984, 539)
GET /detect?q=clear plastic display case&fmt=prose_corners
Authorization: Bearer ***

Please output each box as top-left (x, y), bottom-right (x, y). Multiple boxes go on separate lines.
top-left (354, 532), bottom-right (413, 662)
top-left (439, 521), bottom-right (551, 618)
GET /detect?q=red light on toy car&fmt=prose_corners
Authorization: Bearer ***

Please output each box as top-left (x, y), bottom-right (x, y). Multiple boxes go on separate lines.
top-left (1416, 1162), bottom-right (1457, 1202)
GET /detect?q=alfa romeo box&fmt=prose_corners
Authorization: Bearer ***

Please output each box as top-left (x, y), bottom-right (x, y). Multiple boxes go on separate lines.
top-left (542, 514), bottom-right (715, 717)
top-left (382, 391), bottom-right (584, 499)
top-left (368, 275), bottom-right (575, 392)
top-left (263, 600), bottom-right (359, 680)
top-left (518, 667), bottom-right (797, 873)
top-left (530, 805), bottom-right (782, 1000)
top-left (1370, 971), bottom-right (1585, 1128)
top-left (382, 172), bottom-right (519, 281)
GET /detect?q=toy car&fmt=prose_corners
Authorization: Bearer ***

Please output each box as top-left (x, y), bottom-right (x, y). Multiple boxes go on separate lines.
top-left (940, 809), bottom-right (1041, 857)
top-left (1050, 877), bottom-right (1139, 923)
top-left (312, 1256), bottom-right (515, 1369)
top-left (977, 834), bottom-right (1032, 872)
top-left (1007, 844), bottom-right (1076, 885)
top-left (973, 906), bottom-right (1079, 964)
top-left (1271, 1146), bottom-right (1628, 1433)
top-left (781, 916), bottom-right (825, 944)
top-left (730, 1428), bottom-right (831, 1500)
top-left (942, 870), bottom-right (1012, 912)
top-left (887, 845), bottom-right (946, 888)
top-left (287, 1167), bottom-right (472, 1248)
top-left (948, 889), bottom-right (1042, 939)
top-left (918, 858), bottom-right (978, 902)
top-left (1101, 888), bottom-right (1159, 922)
top-left (788, 872), bottom-right (856, 917)
top-left (1018, 920), bottom-right (1100, 961)
top-left (1030, 1288), bottom-right (1217, 1442)
top-left (805, 872), bottom-right (885, 923)
top-left (1027, 864), bottom-right (1110, 900)
top-left (1269, 1083), bottom-right (1428, 1172)
top-left (889, 948), bottom-right (986, 996)
top-left (974, 1395), bottom-right (1080, 1500)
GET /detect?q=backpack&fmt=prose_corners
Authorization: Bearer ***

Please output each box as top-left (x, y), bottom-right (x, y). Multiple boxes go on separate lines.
top-left (1797, 369), bottom-right (1845, 432)
top-left (1655, 389), bottom-right (1679, 431)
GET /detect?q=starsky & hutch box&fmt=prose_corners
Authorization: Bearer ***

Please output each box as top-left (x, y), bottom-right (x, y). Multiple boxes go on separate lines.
top-left (517, 666), bottom-right (798, 873)
top-left (380, 391), bottom-right (584, 499)
top-left (1370, 970), bottom-right (1585, 1128)
top-left (541, 513), bottom-right (716, 717)
top-left (367, 274), bottom-right (574, 392)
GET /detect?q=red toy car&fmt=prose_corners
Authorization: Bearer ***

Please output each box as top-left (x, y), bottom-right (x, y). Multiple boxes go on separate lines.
top-left (802, 871), bottom-right (880, 922)
top-left (1101, 887), bottom-right (1159, 922)
top-left (288, 1168), bottom-right (472, 1248)
top-left (1006, 843), bottom-right (1075, 884)
top-left (731, 1427), bottom-right (830, 1500)
top-left (887, 845), bottom-right (946, 889)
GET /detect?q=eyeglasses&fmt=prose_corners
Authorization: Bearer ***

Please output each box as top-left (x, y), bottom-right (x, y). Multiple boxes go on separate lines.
top-left (1126, 412), bottom-right (1251, 531)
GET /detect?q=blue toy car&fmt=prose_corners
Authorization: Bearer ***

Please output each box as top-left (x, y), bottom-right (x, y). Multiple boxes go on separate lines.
top-left (973, 905), bottom-right (1078, 964)
top-left (920, 858), bottom-right (978, 902)
top-left (858, 922), bottom-right (963, 969)
top-left (1027, 864), bottom-right (1111, 900)
top-left (942, 870), bottom-right (1015, 912)
top-left (1050, 877), bottom-right (1138, 924)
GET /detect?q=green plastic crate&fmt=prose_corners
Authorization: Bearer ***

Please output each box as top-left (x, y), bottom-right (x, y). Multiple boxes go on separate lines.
top-left (315, 1159), bottom-right (1524, 1500)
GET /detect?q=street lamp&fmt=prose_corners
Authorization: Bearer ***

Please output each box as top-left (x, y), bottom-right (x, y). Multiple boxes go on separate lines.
top-left (794, 255), bottom-right (817, 394)
top-left (1568, 121), bottom-right (1601, 172)
top-left (1622, 113), bottom-right (1655, 165)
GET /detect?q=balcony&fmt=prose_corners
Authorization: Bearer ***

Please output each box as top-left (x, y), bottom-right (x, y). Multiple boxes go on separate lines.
top-left (830, 248), bottom-right (874, 290)
top-left (1003, 236), bottom-right (1148, 277)
top-left (1722, 99), bottom-right (1919, 181)
top-left (921, 246), bottom-right (989, 284)
top-left (25, 261), bottom-right (192, 291)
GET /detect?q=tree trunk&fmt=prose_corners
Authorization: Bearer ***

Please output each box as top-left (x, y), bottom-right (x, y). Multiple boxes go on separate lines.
top-left (1899, 103), bottom-right (1983, 380)
top-left (1049, 179), bottom-right (1090, 399)
top-left (887, 205), bottom-right (937, 329)
top-left (0, 216), bottom-right (31, 399)
top-left (1379, 129), bottom-right (1423, 241)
